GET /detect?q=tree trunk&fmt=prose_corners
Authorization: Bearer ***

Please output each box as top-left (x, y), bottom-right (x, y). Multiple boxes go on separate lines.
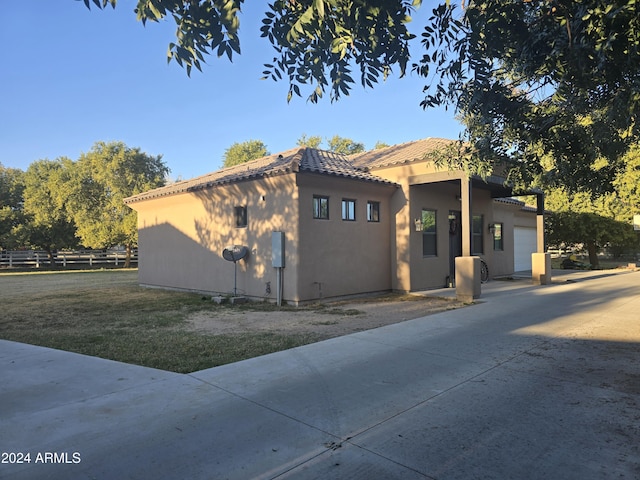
top-left (587, 242), bottom-right (599, 268)
top-left (124, 244), bottom-right (131, 268)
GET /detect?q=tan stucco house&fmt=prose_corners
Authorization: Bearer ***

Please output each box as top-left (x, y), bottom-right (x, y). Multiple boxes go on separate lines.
top-left (125, 138), bottom-right (541, 303)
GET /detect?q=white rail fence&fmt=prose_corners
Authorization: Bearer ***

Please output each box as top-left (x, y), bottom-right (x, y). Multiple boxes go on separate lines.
top-left (0, 249), bottom-right (138, 268)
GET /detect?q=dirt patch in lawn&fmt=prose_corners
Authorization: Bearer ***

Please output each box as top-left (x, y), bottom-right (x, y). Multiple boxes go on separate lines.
top-left (184, 294), bottom-right (465, 339)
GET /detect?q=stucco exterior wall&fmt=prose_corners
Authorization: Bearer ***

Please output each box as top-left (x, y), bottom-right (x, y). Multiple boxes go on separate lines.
top-left (367, 161), bottom-right (447, 292)
top-left (295, 174), bottom-right (395, 301)
top-left (367, 162), bottom-right (499, 291)
top-left (129, 150), bottom-right (540, 300)
top-left (491, 202), bottom-right (518, 276)
top-left (130, 174), bottom-right (300, 300)
top-left (410, 182), bottom-right (490, 289)
top-left (492, 201), bottom-right (538, 276)
top-left (365, 160), bottom-right (532, 290)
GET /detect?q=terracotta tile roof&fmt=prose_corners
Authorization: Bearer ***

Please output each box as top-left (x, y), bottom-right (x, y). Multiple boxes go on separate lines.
top-left (125, 147), bottom-right (397, 204)
top-left (350, 137), bottom-right (456, 170)
top-left (297, 148), bottom-right (397, 184)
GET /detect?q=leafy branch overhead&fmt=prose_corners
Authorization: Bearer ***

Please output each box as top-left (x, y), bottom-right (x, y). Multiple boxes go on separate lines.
top-left (83, 0), bottom-right (420, 102)
top-left (84, 0), bottom-right (242, 76)
top-left (414, 1), bottom-right (640, 194)
top-left (260, 0), bottom-right (420, 103)
top-left (83, 1), bottom-right (640, 196)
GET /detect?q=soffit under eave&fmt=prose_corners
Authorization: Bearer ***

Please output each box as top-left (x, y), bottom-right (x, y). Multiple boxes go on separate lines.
top-left (471, 176), bottom-right (514, 198)
top-left (406, 171), bottom-right (522, 199)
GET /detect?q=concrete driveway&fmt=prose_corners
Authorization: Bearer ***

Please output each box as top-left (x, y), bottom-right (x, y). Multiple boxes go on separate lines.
top-left (1, 270), bottom-right (639, 479)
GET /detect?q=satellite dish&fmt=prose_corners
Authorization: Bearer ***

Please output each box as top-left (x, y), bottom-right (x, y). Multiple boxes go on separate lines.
top-left (222, 246), bottom-right (249, 297)
top-left (222, 245), bottom-right (249, 262)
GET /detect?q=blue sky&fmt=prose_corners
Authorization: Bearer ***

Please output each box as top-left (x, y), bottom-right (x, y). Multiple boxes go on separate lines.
top-left (1, 1), bottom-right (463, 181)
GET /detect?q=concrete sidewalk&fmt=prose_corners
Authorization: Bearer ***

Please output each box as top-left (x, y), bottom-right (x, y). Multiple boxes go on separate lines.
top-left (1, 270), bottom-right (639, 479)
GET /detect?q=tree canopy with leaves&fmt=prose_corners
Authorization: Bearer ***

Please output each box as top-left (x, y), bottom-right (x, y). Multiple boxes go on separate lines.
top-left (326, 135), bottom-right (366, 155)
top-left (418, 1), bottom-right (640, 195)
top-left (543, 144), bottom-right (640, 264)
top-left (297, 134), bottom-right (366, 154)
top-left (546, 211), bottom-right (635, 267)
top-left (19, 159), bottom-right (79, 264)
top-left (84, 1), bottom-right (640, 194)
top-left (296, 134), bottom-right (323, 149)
top-left (613, 145), bottom-right (640, 216)
top-left (223, 140), bottom-right (270, 167)
top-left (64, 141), bottom-right (167, 266)
top-left (0, 164), bottom-right (26, 249)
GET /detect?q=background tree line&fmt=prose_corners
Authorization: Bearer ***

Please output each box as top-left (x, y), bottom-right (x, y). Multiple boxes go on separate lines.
top-left (3, 134), bottom-right (638, 270)
top-left (82, 1), bottom-right (640, 265)
top-left (0, 141), bottom-right (167, 267)
top-left (1, 135), bottom-right (380, 267)
top-left (222, 135), bottom-right (386, 168)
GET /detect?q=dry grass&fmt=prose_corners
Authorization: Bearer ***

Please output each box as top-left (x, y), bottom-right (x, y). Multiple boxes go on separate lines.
top-left (0, 270), bottom-right (460, 373)
top-left (0, 270), bottom-right (322, 373)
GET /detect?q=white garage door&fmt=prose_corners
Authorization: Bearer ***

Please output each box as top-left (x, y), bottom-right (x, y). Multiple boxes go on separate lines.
top-left (514, 227), bottom-right (537, 272)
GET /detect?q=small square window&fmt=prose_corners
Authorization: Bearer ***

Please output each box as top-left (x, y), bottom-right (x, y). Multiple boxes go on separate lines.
top-left (313, 195), bottom-right (329, 219)
top-left (235, 206), bottom-right (247, 227)
top-left (367, 201), bottom-right (380, 222)
top-left (342, 199), bottom-right (356, 221)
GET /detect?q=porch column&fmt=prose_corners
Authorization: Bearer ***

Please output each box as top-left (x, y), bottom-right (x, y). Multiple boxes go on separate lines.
top-left (461, 179), bottom-right (472, 257)
top-left (536, 193), bottom-right (545, 253)
top-left (532, 192), bottom-right (551, 285)
top-left (456, 179), bottom-right (481, 302)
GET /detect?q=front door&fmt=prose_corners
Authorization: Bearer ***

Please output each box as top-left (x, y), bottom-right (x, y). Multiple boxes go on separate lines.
top-left (448, 210), bottom-right (462, 282)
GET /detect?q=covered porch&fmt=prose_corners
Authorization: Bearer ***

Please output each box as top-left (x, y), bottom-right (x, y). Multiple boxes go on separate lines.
top-left (407, 171), bottom-right (549, 302)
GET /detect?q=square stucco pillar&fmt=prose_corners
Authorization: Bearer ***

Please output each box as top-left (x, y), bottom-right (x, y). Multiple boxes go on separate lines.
top-left (532, 252), bottom-right (551, 285)
top-left (456, 256), bottom-right (481, 303)
top-left (532, 193), bottom-right (551, 285)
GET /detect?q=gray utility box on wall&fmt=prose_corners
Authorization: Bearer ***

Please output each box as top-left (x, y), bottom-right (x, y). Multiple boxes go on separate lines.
top-left (272, 231), bottom-right (285, 268)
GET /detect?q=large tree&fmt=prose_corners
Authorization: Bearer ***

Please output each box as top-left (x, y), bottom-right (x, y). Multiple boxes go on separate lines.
top-left (296, 134), bottom-right (323, 149)
top-left (223, 140), bottom-right (269, 167)
top-left (613, 145), bottom-right (640, 217)
top-left (19, 159), bottom-right (79, 264)
top-left (296, 134), bottom-right (366, 154)
top-left (0, 164), bottom-right (26, 249)
top-left (546, 143), bottom-right (640, 222)
top-left (544, 144), bottom-right (640, 263)
top-left (64, 141), bottom-right (168, 267)
top-left (546, 211), bottom-right (635, 267)
top-left (326, 135), bottom-right (366, 155)
top-left (417, 1), bottom-right (640, 195)
top-left (84, 1), bottom-right (640, 194)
